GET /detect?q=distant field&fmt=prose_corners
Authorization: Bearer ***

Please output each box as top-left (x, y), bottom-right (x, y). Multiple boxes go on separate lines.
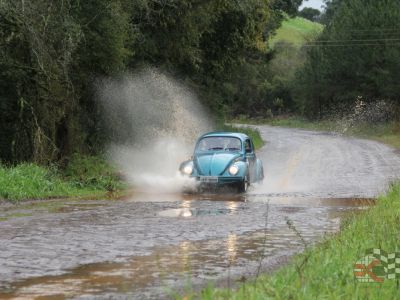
top-left (269, 16), bottom-right (323, 47)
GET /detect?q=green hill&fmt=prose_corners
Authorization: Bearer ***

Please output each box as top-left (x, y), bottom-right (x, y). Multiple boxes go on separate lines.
top-left (269, 16), bottom-right (323, 48)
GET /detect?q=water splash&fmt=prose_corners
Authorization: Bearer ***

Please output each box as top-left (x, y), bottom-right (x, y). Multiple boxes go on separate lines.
top-left (97, 68), bottom-right (212, 193)
top-left (331, 98), bottom-right (395, 134)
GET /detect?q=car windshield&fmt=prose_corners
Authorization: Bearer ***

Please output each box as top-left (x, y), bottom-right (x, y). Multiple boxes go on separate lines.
top-left (196, 136), bottom-right (242, 152)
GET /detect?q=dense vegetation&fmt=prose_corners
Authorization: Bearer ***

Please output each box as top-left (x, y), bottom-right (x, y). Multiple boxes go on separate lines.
top-left (295, 0), bottom-right (400, 118)
top-left (298, 7), bottom-right (321, 22)
top-left (1, 0), bottom-right (399, 166)
top-left (0, 0), bottom-right (301, 164)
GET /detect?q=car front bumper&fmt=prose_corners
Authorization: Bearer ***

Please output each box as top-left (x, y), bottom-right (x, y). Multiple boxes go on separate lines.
top-left (193, 176), bottom-right (244, 185)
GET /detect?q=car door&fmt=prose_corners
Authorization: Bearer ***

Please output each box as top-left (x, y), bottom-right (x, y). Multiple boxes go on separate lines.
top-left (244, 139), bottom-right (256, 182)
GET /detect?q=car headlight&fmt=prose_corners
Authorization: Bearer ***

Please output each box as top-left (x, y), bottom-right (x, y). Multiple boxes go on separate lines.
top-left (183, 163), bottom-right (193, 175)
top-left (229, 164), bottom-right (239, 175)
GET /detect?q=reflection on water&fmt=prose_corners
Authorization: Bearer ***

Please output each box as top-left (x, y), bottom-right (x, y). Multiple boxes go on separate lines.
top-left (0, 196), bottom-right (374, 299)
top-left (1, 228), bottom-right (305, 299)
top-left (159, 207), bottom-right (240, 218)
top-left (226, 234), bottom-right (237, 263)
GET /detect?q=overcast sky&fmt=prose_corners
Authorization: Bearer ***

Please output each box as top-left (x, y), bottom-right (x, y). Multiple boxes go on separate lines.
top-left (300, 0), bottom-right (325, 10)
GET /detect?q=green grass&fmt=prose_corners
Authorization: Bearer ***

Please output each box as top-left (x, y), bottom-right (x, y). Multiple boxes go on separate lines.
top-left (269, 16), bottom-right (323, 48)
top-left (0, 163), bottom-right (80, 201)
top-left (344, 123), bottom-right (400, 149)
top-left (0, 155), bottom-right (127, 202)
top-left (63, 154), bottom-right (126, 191)
top-left (271, 118), bottom-right (400, 150)
top-left (182, 184), bottom-right (400, 299)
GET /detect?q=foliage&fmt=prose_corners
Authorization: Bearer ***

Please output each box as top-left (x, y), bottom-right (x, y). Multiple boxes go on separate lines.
top-left (0, 156), bottom-right (125, 201)
top-left (294, 0), bottom-right (400, 118)
top-left (320, 0), bottom-right (342, 25)
top-left (183, 183), bottom-right (400, 299)
top-left (0, 0), bottom-right (132, 164)
top-left (264, 17), bottom-right (322, 115)
top-left (0, 163), bottom-right (75, 201)
top-left (271, 0), bottom-right (303, 17)
top-left (63, 154), bottom-right (126, 191)
top-left (0, 0), bottom-right (303, 164)
top-left (269, 16), bottom-right (323, 47)
top-left (298, 7), bottom-right (321, 22)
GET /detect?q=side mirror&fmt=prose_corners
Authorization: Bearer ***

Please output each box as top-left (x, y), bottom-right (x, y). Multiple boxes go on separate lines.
top-left (245, 148), bottom-right (252, 154)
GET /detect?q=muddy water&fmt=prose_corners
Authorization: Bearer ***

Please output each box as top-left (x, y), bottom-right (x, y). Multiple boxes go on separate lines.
top-left (0, 195), bottom-right (372, 299)
top-left (1, 126), bottom-right (400, 299)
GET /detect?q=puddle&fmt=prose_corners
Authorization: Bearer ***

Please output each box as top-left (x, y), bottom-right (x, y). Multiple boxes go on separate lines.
top-left (54, 202), bottom-right (108, 213)
top-left (0, 227), bottom-right (330, 299)
top-left (1, 124), bottom-right (398, 299)
top-left (0, 196), bottom-right (374, 299)
top-left (246, 195), bottom-right (376, 207)
top-left (159, 207), bottom-right (235, 217)
top-left (159, 203), bottom-right (248, 218)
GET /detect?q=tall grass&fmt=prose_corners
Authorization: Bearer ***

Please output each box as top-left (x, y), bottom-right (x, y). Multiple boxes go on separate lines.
top-left (0, 156), bottom-right (126, 202)
top-left (0, 163), bottom-right (78, 201)
top-left (63, 154), bottom-right (126, 191)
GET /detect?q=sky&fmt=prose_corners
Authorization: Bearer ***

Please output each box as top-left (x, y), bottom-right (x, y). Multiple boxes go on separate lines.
top-left (300, 0), bottom-right (325, 10)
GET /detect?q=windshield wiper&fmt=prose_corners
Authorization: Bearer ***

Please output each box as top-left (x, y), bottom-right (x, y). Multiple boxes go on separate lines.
top-left (208, 147), bottom-right (224, 150)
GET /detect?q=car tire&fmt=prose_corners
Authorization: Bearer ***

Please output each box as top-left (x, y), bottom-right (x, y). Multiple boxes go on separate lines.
top-left (237, 175), bottom-right (249, 193)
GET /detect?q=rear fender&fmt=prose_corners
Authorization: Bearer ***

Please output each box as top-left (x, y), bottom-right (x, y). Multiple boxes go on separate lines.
top-left (255, 158), bottom-right (264, 182)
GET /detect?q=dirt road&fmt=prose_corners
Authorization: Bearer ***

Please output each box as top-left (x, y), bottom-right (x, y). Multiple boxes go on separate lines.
top-left (257, 126), bottom-right (400, 198)
top-left (1, 126), bottom-right (399, 299)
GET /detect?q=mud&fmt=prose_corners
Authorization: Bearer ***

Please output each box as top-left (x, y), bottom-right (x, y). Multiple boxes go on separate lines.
top-left (1, 126), bottom-right (400, 299)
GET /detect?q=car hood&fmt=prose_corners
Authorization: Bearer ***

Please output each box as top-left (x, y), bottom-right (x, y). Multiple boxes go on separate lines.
top-left (194, 152), bottom-right (241, 176)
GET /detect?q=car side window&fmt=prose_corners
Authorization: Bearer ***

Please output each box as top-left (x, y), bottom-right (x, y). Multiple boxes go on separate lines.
top-left (245, 139), bottom-right (252, 153)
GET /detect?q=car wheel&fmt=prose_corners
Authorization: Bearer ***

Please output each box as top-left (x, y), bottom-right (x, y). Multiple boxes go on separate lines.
top-left (237, 175), bottom-right (249, 193)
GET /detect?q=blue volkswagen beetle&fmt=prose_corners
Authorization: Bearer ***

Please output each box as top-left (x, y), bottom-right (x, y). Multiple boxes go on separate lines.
top-left (179, 132), bottom-right (264, 192)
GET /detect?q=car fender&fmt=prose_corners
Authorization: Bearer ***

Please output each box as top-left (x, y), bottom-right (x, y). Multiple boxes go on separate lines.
top-left (255, 158), bottom-right (264, 182)
top-left (233, 160), bottom-right (248, 178)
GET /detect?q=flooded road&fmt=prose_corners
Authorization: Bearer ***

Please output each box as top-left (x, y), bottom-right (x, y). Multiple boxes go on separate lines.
top-left (1, 126), bottom-right (400, 299)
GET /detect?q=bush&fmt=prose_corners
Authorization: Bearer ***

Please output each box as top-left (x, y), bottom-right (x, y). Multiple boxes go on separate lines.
top-left (63, 155), bottom-right (125, 192)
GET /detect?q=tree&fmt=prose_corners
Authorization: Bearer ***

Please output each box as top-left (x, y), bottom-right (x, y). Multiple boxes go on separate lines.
top-left (320, 0), bottom-right (342, 25)
top-left (299, 7), bottom-right (321, 22)
top-left (295, 0), bottom-right (400, 118)
top-left (0, 0), bottom-right (132, 163)
top-left (0, 0), bottom-right (295, 163)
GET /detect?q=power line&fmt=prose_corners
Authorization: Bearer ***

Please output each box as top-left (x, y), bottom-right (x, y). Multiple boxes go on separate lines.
top-left (337, 28), bottom-right (400, 32)
top-left (309, 38), bottom-right (400, 43)
top-left (302, 43), bottom-right (400, 47)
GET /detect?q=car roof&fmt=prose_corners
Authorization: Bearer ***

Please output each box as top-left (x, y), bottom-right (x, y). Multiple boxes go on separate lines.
top-left (199, 131), bottom-right (250, 141)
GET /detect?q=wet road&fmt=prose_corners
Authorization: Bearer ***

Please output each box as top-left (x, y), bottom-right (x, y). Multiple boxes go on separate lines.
top-left (1, 126), bottom-right (400, 299)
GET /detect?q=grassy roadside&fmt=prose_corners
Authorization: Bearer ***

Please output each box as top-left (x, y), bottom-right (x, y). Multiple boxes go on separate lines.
top-left (185, 116), bottom-right (400, 299)
top-left (0, 155), bottom-right (127, 202)
top-left (184, 184), bottom-right (400, 299)
top-left (0, 126), bottom-right (263, 202)
top-left (232, 116), bottom-right (400, 149)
